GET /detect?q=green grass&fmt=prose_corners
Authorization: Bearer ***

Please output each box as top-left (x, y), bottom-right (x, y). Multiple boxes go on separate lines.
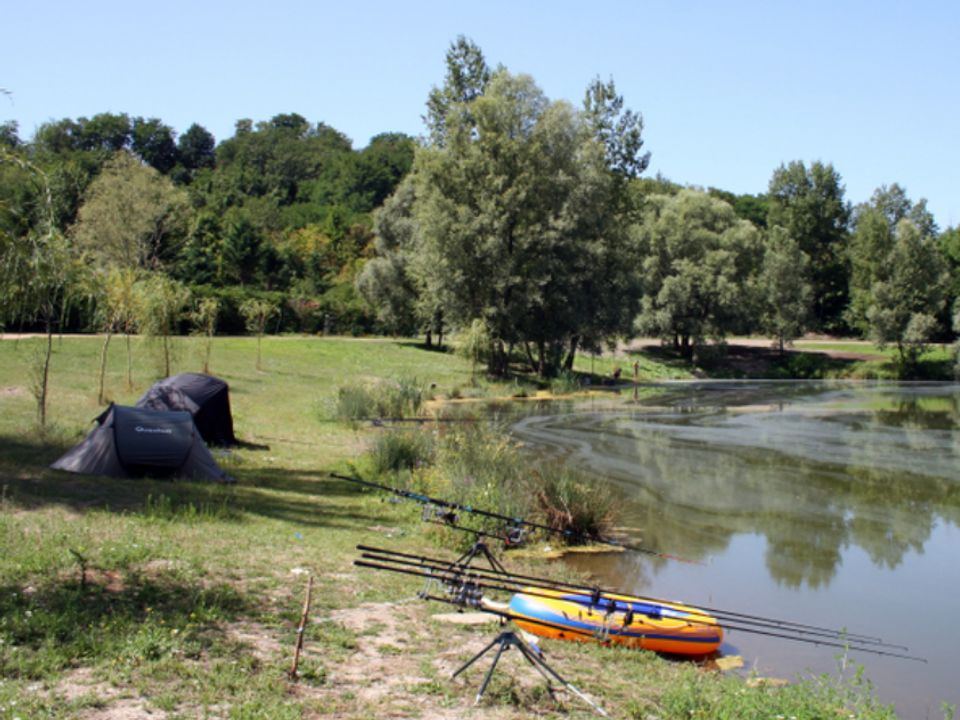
top-left (0, 333), bottom-right (917, 718)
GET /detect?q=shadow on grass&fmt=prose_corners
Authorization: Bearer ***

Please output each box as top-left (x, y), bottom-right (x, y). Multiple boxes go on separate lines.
top-left (635, 345), bottom-right (862, 379)
top-left (1, 434), bottom-right (404, 530)
top-left (0, 574), bottom-right (254, 679)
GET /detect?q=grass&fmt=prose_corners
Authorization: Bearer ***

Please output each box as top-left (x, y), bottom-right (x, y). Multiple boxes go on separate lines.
top-left (0, 333), bottom-right (923, 718)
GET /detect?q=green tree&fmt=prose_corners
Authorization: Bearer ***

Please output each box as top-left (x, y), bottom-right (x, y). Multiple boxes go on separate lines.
top-left (0, 149), bottom-right (75, 425)
top-left (767, 161), bottom-right (850, 333)
top-left (70, 151), bottom-right (190, 271)
top-left (355, 176), bottom-right (419, 335)
top-left (759, 226), bottom-right (812, 353)
top-left (190, 297), bottom-right (219, 374)
top-left (240, 298), bottom-right (279, 370)
top-left (849, 184), bottom-right (939, 333)
top-left (635, 190), bottom-right (763, 360)
top-left (135, 274), bottom-right (191, 378)
top-left (93, 267), bottom-right (140, 402)
top-left (424, 35), bottom-right (491, 147)
top-left (866, 220), bottom-right (949, 372)
top-left (220, 214), bottom-right (265, 286)
top-left (412, 64), bottom-right (645, 376)
top-left (132, 117), bottom-right (178, 174)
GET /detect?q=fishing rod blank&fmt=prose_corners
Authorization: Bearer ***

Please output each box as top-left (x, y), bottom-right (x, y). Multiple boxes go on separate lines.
top-left (355, 557), bottom-right (925, 663)
top-left (358, 545), bottom-right (901, 649)
top-left (333, 472), bottom-right (698, 564)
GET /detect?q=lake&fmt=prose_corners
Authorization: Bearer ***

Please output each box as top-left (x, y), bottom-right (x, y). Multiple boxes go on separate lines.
top-left (508, 381), bottom-right (960, 719)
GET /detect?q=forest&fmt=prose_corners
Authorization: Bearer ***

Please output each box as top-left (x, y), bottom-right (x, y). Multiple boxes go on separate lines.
top-left (2, 37), bottom-right (959, 378)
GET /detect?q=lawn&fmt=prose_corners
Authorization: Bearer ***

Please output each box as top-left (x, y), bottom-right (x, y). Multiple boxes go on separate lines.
top-left (0, 334), bottom-right (908, 719)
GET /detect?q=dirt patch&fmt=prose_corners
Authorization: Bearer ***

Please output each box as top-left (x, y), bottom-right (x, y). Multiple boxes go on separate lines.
top-left (55, 668), bottom-right (156, 720)
top-left (226, 620), bottom-right (284, 662)
top-left (0, 386), bottom-right (27, 398)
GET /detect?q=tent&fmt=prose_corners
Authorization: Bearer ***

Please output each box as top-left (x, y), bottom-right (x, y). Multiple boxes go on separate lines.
top-left (51, 405), bottom-right (234, 483)
top-left (136, 373), bottom-right (236, 446)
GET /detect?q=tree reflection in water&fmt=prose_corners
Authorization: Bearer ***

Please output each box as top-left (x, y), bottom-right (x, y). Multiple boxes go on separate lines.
top-left (509, 382), bottom-right (960, 589)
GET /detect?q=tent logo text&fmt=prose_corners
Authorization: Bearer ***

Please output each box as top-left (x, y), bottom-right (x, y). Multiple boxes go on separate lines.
top-left (135, 425), bottom-right (173, 434)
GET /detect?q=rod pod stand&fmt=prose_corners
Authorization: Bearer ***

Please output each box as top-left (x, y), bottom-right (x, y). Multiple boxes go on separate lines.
top-left (451, 623), bottom-right (609, 717)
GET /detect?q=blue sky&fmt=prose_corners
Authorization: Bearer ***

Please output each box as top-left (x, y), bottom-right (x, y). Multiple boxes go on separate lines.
top-left (4, 1), bottom-right (958, 226)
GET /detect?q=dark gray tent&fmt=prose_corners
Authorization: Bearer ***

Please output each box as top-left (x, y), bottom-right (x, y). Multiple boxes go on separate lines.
top-left (136, 373), bottom-right (236, 446)
top-left (51, 406), bottom-right (234, 483)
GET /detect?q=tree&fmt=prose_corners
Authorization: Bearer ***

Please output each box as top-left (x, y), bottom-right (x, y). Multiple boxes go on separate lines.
top-left (132, 117), bottom-right (178, 174)
top-left (355, 176), bottom-right (419, 335)
top-left (759, 226), bottom-right (812, 353)
top-left (190, 297), bottom-right (219, 374)
top-left (424, 35), bottom-right (491, 147)
top-left (175, 123), bottom-right (216, 178)
top-left (220, 214), bottom-right (265, 286)
top-left (135, 274), bottom-right (191, 378)
top-left (412, 63), bottom-right (646, 376)
top-left (865, 220), bottom-right (949, 372)
top-left (240, 298), bottom-right (278, 370)
top-left (0, 149), bottom-right (75, 425)
top-left (70, 151), bottom-right (189, 271)
top-left (849, 184), bottom-right (939, 333)
top-left (767, 161), bottom-right (850, 333)
top-left (93, 267), bottom-right (140, 402)
top-left (635, 190), bottom-right (763, 359)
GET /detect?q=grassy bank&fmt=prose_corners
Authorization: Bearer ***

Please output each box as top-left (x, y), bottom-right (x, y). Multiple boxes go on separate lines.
top-left (0, 334), bottom-right (916, 718)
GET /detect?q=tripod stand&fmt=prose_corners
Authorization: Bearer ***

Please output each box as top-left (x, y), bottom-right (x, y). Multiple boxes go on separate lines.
top-left (449, 539), bottom-right (509, 574)
top-left (451, 626), bottom-right (609, 717)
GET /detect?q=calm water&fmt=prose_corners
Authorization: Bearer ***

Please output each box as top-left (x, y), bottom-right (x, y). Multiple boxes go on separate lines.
top-left (508, 382), bottom-right (960, 719)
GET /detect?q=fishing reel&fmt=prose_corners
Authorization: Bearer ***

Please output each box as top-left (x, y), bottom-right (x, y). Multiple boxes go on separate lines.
top-left (421, 504), bottom-right (459, 525)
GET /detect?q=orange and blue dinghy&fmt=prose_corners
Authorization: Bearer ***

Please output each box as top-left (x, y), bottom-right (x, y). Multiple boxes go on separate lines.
top-left (508, 587), bottom-right (722, 656)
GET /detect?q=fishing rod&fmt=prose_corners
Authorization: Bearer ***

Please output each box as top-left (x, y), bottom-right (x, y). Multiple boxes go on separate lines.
top-left (357, 545), bottom-right (919, 656)
top-left (354, 553), bottom-right (925, 662)
top-left (331, 472), bottom-right (700, 564)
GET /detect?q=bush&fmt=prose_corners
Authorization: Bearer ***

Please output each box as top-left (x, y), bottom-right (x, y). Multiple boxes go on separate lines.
top-left (368, 429), bottom-right (435, 476)
top-left (330, 377), bottom-right (425, 426)
top-left (527, 463), bottom-right (616, 542)
top-left (549, 370), bottom-right (581, 395)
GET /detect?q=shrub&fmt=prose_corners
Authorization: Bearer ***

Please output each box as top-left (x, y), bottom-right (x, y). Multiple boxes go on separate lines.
top-left (368, 429), bottom-right (435, 476)
top-left (527, 462), bottom-right (616, 542)
top-left (549, 370), bottom-right (581, 395)
top-left (330, 377), bottom-right (426, 427)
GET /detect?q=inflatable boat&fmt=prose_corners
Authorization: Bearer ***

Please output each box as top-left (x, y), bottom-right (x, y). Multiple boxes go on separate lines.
top-left (508, 587), bottom-right (723, 656)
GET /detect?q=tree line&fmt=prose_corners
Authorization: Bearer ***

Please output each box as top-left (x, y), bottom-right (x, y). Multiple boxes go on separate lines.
top-left (358, 38), bottom-right (960, 376)
top-left (3, 36), bottom-right (959, 385)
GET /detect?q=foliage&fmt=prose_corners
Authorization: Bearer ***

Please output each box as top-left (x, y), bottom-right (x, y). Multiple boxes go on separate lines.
top-left (529, 462), bottom-right (616, 540)
top-left (367, 428), bottom-right (436, 477)
top-left (135, 274), bottom-right (191, 378)
top-left (190, 297), bottom-right (219, 374)
top-left (70, 151), bottom-right (189, 271)
top-left (413, 57), bottom-right (646, 376)
top-left (635, 189), bottom-right (763, 359)
top-left (455, 318), bottom-right (490, 378)
top-left (330, 377), bottom-right (425, 427)
top-left (759, 225), bottom-right (812, 352)
top-left (0, 147), bottom-right (76, 425)
top-left (767, 160), bottom-right (851, 333)
top-left (865, 219), bottom-right (949, 372)
top-left (239, 298), bottom-right (279, 370)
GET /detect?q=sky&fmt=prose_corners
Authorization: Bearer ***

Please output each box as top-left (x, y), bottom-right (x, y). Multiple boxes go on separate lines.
top-left (4, 0), bottom-right (959, 226)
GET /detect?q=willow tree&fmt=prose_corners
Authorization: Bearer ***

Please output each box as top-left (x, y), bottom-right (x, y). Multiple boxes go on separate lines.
top-left (866, 219), bottom-right (949, 372)
top-left (0, 148), bottom-right (75, 426)
top-left (635, 190), bottom-right (763, 360)
top-left (410, 50), bottom-right (646, 376)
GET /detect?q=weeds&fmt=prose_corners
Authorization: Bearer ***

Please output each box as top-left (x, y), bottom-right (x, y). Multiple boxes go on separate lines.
top-left (330, 376), bottom-right (425, 426)
top-left (367, 429), bottom-right (435, 477)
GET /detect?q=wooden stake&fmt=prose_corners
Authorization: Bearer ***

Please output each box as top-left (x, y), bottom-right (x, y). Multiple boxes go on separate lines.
top-left (289, 574), bottom-right (314, 679)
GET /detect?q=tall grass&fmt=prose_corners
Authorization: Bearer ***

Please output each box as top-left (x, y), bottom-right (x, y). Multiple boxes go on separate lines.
top-left (330, 376), bottom-right (425, 426)
top-left (361, 420), bottom-right (617, 547)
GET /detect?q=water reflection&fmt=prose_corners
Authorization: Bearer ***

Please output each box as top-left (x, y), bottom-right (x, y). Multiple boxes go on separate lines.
top-left (509, 382), bottom-right (960, 589)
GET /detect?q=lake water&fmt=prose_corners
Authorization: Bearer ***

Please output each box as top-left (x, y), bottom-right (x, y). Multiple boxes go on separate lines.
top-left (508, 382), bottom-right (960, 719)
